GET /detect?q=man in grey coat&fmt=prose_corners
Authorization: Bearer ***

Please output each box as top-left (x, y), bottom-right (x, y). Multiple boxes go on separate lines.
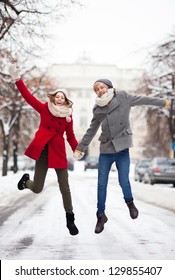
top-left (74, 79), bottom-right (169, 234)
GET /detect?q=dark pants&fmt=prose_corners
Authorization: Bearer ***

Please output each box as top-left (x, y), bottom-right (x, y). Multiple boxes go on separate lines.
top-left (26, 149), bottom-right (73, 213)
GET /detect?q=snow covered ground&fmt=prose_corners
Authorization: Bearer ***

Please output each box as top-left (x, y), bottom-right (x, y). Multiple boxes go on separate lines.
top-left (0, 161), bottom-right (175, 260)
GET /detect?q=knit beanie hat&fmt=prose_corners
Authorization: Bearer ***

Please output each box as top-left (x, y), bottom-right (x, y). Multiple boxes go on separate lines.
top-left (47, 89), bottom-right (69, 98)
top-left (94, 79), bottom-right (113, 88)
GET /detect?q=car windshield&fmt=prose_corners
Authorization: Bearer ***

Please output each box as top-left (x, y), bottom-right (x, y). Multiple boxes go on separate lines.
top-left (167, 160), bottom-right (175, 166)
top-left (157, 159), bottom-right (175, 166)
top-left (140, 161), bottom-right (150, 167)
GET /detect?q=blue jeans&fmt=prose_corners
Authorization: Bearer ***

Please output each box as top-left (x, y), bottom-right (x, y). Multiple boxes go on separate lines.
top-left (97, 149), bottom-right (133, 214)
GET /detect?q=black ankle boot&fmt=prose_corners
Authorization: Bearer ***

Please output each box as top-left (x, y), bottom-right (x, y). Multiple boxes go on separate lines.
top-left (17, 173), bottom-right (30, 190)
top-left (66, 213), bottom-right (79, 235)
top-left (95, 212), bottom-right (108, 234)
top-left (126, 200), bottom-right (139, 219)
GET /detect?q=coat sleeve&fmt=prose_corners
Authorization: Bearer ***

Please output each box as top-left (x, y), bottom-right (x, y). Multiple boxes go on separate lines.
top-left (76, 116), bottom-right (101, 153)
top-left (65, 116), bottom-right (78, 152)
top-left (15, 79), bottom-right (43, 112)
top-left (125, 91), bottom-right (166, 107)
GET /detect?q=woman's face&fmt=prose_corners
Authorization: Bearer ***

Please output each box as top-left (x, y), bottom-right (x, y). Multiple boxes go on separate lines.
top-left (54, 92), bottom-right (65, 106)
top-left (94, 82), bottom-right (109, 97)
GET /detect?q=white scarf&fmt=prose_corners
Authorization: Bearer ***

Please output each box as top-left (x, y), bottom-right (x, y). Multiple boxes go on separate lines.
top-left (48, 100), bottom-right (72, 122)
top-left (95, 88), bottom-right (114, 107)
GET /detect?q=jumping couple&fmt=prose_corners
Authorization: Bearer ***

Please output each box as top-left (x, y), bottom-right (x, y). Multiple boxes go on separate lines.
top-left (9, 65), bottom-right (169, 235)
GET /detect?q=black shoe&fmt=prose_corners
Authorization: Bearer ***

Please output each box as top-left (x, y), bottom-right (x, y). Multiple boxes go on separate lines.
top-left (126, 200), bottom-right (139, 219)
top-left (66, 212), bottom-right (79, 236)
top-left (95, 212), bottom-right (108, 234)
top-left (17, 173), bottom-right (30, 190)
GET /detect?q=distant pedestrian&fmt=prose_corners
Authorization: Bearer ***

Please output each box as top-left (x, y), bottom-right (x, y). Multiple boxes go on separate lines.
top-left (74, 78), bottom-right (169, 234)
top-left (9, 64), bottom-right (79, 236)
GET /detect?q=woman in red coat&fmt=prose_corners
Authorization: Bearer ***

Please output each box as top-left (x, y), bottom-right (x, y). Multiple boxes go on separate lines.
top-left (9, 65), bottom-right (79, 236)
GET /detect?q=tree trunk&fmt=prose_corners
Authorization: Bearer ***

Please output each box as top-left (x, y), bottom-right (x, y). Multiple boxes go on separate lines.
top-left (169, 99), bottom-right (175, 158)
top-left (2, 134), bottom-right (10, 176)
top-left (11, 119), bottom-right (20, 173)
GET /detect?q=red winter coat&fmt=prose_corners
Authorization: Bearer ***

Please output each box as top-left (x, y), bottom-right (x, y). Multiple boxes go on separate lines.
top-left (16, 79), bottom-right (78, 168)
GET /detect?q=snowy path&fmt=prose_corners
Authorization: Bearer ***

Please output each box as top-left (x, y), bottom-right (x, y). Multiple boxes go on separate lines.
top-left (0, 168), bottom-right (175, 260)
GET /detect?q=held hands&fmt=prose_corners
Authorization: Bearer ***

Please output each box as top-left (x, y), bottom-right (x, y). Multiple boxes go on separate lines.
top-left (9, 63), bottom-right (20, 82)
top-left (73, 150), bottom-right (85, 160)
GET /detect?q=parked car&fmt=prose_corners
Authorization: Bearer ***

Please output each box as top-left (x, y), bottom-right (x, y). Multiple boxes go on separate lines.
top-left (143, 157), bottom-right (175, 187)
top-left (68, 158), bottom-right (74, 171)
top-left (84, 156), bottom-right (98, 171)
top-left (134, 158), bottom-right (151, 182)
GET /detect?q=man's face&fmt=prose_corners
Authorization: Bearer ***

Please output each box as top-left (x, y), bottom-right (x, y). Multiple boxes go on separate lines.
top-left (94, 82), bottom-right (109, 97)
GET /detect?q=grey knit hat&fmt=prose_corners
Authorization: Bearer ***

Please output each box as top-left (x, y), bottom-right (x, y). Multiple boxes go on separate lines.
top-left (94, 79), bottom-right (113, 88)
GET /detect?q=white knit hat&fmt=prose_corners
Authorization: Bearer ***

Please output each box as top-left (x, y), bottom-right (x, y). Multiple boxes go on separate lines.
top-left (47, 89), bottom-right (69, 97)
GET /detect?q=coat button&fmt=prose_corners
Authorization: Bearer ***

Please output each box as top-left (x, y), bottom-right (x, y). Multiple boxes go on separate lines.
top-left (56, 129), bottom-right (59, 132)
top-left (51, 117), bottom-right (55, 121)
top-left (120, 122), bottom-right (123, 125)
top-left (48, 126), bottom-right (50, 129)
top-left (59, 122), bottom-right (62, 125)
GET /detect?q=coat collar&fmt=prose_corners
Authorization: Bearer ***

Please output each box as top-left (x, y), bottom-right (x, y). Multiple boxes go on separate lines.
top-left (108, 90), bottom-right (121, 113)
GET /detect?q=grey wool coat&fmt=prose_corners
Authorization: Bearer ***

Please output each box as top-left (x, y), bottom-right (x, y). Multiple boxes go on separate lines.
top-left (76, 89), bottom-right (167, 154)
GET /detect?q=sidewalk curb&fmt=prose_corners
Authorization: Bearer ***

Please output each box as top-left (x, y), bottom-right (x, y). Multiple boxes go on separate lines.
top-left (132, 182), bottom-right (175, 212)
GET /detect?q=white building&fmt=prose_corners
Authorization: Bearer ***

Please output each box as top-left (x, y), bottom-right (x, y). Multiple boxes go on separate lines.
top-left (47, 61), bottom-right (146, 159)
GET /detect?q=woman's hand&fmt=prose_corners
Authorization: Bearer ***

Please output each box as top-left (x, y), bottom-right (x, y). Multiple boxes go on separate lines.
top-left (73, 150), bottom-right (85, 160)
top-left (9, 64), bottom-right (20, 82)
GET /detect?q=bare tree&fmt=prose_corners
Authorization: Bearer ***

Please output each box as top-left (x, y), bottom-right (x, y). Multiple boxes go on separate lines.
top-left (0, 0), bottom-right (84, 175)
top-left (132, 72), bottom-right (171, 158)
top-left (0, 78), bottom-right (21, 176)
top-left (148, 33), bottom-right (175, 156)
top-left (0, 0), bottom-right (83, 58)
top-left (133, 33), bottom-right (175, 158)
top-left (0, 50), bottom-right (56, 176)
top-left (152, 34), bottom-right (175, 71)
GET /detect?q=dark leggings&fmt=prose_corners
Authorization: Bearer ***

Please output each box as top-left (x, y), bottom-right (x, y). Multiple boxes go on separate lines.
top-left (26, 149), bottom-right (73, 213)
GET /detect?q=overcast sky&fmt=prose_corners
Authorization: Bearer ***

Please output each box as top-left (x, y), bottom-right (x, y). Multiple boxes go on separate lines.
top-left (44, 0), bottom-right (175, 69)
